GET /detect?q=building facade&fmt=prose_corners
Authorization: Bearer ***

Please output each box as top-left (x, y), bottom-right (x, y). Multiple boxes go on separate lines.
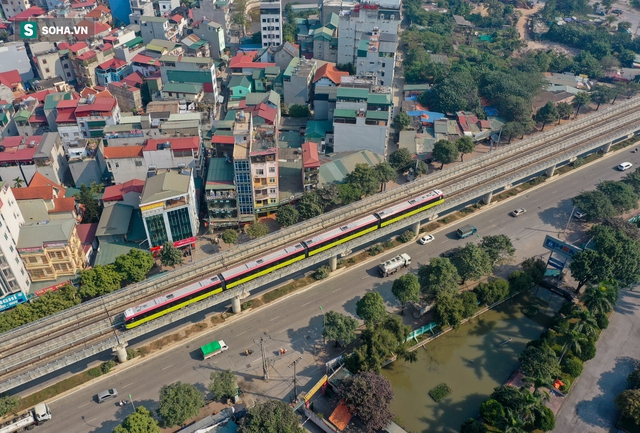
top-left (259, 0), bottom-right (282, 48)
top-left (283, 57), bottom-right (316, 107)
top-left (204, 157), bottom-right (238, 229)
top-left (232, 111), bottom-right (255, 223)
top-left (0, 183), bottom-right (30, 296)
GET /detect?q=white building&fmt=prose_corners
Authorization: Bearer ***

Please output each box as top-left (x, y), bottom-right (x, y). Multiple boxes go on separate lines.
top-left (140, 169), bottom-right (199, 249)
top-left (0, 183), bottom-right (30, 297)
top-left (260, 0), bottom-right (283, 48)
top-left (1, 0), bottom-right (30, 19)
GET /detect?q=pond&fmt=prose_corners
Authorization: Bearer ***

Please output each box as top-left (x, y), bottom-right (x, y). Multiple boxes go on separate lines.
top-left (382, 289), bottom-right (562, 433)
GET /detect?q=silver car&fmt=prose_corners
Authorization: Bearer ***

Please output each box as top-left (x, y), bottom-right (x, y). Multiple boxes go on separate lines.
top-left (97, 388), bottom-right (118, 403)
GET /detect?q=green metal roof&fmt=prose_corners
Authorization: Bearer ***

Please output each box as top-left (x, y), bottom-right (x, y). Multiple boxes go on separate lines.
top-left (162, 82), bottom-right (203, 93)
top-left (125, 36), bottom-right (143, 48)
top-left (206, 157), bottom-right (235, 190)
top-left (313, 26), bottom-right (333, 41)
top-left (367, 93), bottom-right (392, 105)
top-left (305, 120), bottom-right (332, 141)
top-left (229, 75), bottom-right (251, 89)
top-left (283, 57), bottom-right (301, 78)
top-left (265, 66), bottom-right (280, 76)
top-left (337, 87), bottom-right (368, 100)
top-left (14, 110), bottom-right (31, 122)
top-left (318, 150), bottom-right (385, 186)
top-left (325, 12), bottom-right (339, 29)
top-left (333, 109), bottom-right (357, 118)
top-left (366, 110), bottom-right (389, 120)
top-left (404, 84), bottom-right (431, 91)
top-left (215, 120), bottom-right (235, 130)
top-left (44, 92), bottom-right (73, 111)
top-left (0, 112), bottom-right (7, 125)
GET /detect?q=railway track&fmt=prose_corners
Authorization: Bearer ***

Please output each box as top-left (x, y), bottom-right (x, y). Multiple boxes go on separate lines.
top-left (2, 98), bottom-right (640, 383)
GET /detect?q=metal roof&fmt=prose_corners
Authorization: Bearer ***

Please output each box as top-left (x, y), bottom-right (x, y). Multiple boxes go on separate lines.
top-left (140, 170), bottom-right (191, 204)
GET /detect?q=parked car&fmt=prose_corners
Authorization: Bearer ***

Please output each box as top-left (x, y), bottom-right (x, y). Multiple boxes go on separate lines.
top-left (440, 248), bottom-right (459, 258)
top-left (510, 208), bottom-right (526, 217)
top-left (574, 209), bottom-right (586, 219)
top-left (618, 162), bottom-right (633, 171)
top-left (97, 389), bottom-right (118, 403)
top-left (419, 234), bottom-right (435, 245)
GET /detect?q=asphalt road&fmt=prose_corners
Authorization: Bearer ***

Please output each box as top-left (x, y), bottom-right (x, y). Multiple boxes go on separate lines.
top-left (32, 147), bottom-right (640, 433)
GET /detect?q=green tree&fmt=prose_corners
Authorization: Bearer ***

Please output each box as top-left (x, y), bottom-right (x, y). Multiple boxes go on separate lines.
top-left (615, 389), bottom-right (640, 424)
top-left (322, 311), bottom-right (358, 346)
top-left (297, 192), bottom-right (324, 219)
top-left (450, 243), bottom-right (493, 284)
top-left (356, 292), bottom-right (387, 325)
top-left (460, 418), bottom-right (489, 433)
top-left (288, 104), bottom-right (310, 118)
top-left (346, 163), bottom-right (379, 196)
top-left (597, 180), bottom-right (639, 213)
top-left (418, 257), bottom-right (460, 298)
top-left (276, 205), bottom-right (299, 227)
top-left (572, 91), bottom-right (591, 117)
top-left (559, 329), bottom-right (589, 363)
top-left (556, 102), bottom-right (573, 122)
top-left (221, 229), bottom-right (238, 244)
top-left (337, 371), bottom-right (394, 433)
top-left (315, 184), bottom-right (341, 210)
top-left (480, 399), bottom-right (505, 427)
top-left (460, 291), bottom-right (479, 318)
top-left (508, 270), bottom-right (534, 293)
top-left (571, 308), bottom-right (600, 337)
top-left (591, 85), bottom-right (615, 110)
top-left (115, 249), bottom-right (154, 283)
top-left (391, 274), bottom-right (420, 314)
top-left (455, 136), bottom-right (475, 162)
top-left (534, 101), bottom-right (559, 131)
top-left (392, 112), bottom-right (412, 130)
top-left (569, 250), bottom-right (613, 293)
top-left (238, 400), bottom-right (304, 433)
top-left (415, 160), bottom-right (429, 176)
top-left (12, 177), bottom-right (24, 188)
top-left (208, 370), bottom-right (237, 401)
top-left (518, 345), bottom-right (560, 385)
top-left (522, 257), bottom-right (547, 284)
top-left (157, 382), bottom-right (204, 427)
top-left (113, 406), bottom-right (161, 433)
top-left (231, 0), bottom-right (248, 37)
top-left (432, 139), bottom-right (459, 169)
top-left (160, 242), bottom-right (183, 268)
top-left (628, 366), bottom-right (640, 388)
top-left (582, 283), bottom-right (615, 314)
top-left (624, 167), bottom-right (640, 194)
top-left (0, 395), bottom-right (20, 418)
top-left (77, 184), bottom-right (101, 223)
top-left (79, 264), bottom-right (123, 301)
top-left (434, 291), bottom-right (465, 329)
top-left (572, 190), bottom-right (616, 222)
top-left (501, 121), bottom-right (525, 144)
top-left (374, 162), bottom-right (397, 192)
top-left (474, 278), bottom-right (510, 305)
top-left (389, 148), bottom-right (413, 170)
top-left (480, 235), bottom-right (515, 267)
top-left (246, 222), bottom-right (269, 238)
top-left (337, 183), bottom-right (362, 204)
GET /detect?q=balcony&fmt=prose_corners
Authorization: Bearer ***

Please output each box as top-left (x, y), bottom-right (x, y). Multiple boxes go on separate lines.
top-left (165, 197), bottom-right (188, 209)
top-left (205, 191), bottom-right (236, 201)
top-left (253, 180), bottom-right (267, 188)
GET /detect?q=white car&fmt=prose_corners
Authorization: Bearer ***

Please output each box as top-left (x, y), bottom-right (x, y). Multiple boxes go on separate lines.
top-left (574, 209), bottom-right (586, 219)
top-left (419, 234), bottom-right (435, 245)
top-left (510, 208), bottom-right (526, 217)
top-left (618, 162), bottom-right (633, 171)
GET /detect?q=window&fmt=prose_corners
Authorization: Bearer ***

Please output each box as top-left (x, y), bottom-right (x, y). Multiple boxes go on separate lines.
top-left (167, 207), bottom-right (193, 243)
top-left (9, 245), bottom-right (12, 253)
top-left (145, 214), bottom-right (168, 247)
top-left (42, 59), bottom-right (47, 64)
top-left (21, 268), bottom-right (24, 275)
top-left (3, 232), bottom-right (7, 240)
top-left (262, 18), bottom-right (266, 22)
top-left (135, 160), bottom-right (142, 167)
top-left (64, 64), bottom-right (68, 68)
top-left (381, 71), bottom-right (385, 77)
top-left (269, 188), bottom-right (276, 194)
top-left (275, 26), bottom-right (279, 30)
top-left (269, 166), bottom-right (275, 173)
top-left (269, 178), bottom-right (276, 183)
top-left (263, 26), bottom-right (267, 31)
top-left (115, 162), bottom-right (120, 168)
top-left (45, 68), bottom-right (50, 73)
top-left (256, 169), bottom-right (264, 175)
top-left (66, 72), bottom-right (71, 78)
top-left (14, 257), bottom-right (18, 264)
top-left (28, 256), bottom-right (38, 264)
top-left (382, 63), bottom-right (385, 67)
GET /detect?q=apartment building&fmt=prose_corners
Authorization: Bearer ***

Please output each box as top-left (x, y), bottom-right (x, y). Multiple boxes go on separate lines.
top-left (192, 20), bottom-right (226, 59)
top-left (204, 157), bottom-right (238, 229)
top-left (283, 57), bottom-right (317, 107)
top-left (129, 0), bottom-right (154, 25)
top-left (17, 219), bottom-right (86, 283)
top-left (140, 16), bottom-right (181, 44)
top-left (143, 136), bottom-right (203, 175)
top-left (1, 0), bottom-right (31, 19)
top-left (0, 183), bottom-right (30, 296)
top-left (192, 0), bottom-right (230, 39)
top-left (158, 55), bottom-right (219, 113)
top-left (95, 58), bottom-right (133, 86)
top-left (108, 78), bottom-right (143, 113)
top-left (30, 42), bottom-right (75, 82)
top-left (259, 0), bottom-right (283, 48)
top-left (354, 28), bottom-right (396, 86)
top-left (301, 141), bottom-right (320, 192)
top-left (74, 96), bottom-right (121, 138)
top-left (231, 111), bottom-right (255, 223)
top-left (250, 126), bottom-right (278, 216)
top-left (69, 42), bottom-right (115, 88)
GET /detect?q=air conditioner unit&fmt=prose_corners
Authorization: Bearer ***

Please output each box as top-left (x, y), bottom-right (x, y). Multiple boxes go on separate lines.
top-left (178, 162), bottom-right (186, 168)
top-left (148, 164), bottom-right (157, 170)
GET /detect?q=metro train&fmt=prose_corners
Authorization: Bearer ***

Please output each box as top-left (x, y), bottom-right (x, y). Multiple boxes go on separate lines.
top-left (123, 190), bottom-right (444, 329)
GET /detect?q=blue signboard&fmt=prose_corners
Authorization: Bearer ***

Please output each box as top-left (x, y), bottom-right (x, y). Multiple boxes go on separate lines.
top-left (543, 235), bottom-right (582, 260)
top-left (0, 292), bottom-right (28, 312)
top-left (548, 257), bottom-right (566, 270)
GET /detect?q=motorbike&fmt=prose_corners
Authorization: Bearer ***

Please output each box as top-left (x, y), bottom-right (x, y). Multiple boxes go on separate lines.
top-left (244, 349), bottom-right (253, 356)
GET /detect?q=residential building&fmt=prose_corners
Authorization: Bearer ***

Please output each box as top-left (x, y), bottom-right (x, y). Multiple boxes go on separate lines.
top-left (101, 145), bottom-right (147, 184)
top-left (181, 34), bottom-right (210, 58)
top-left (313, 62), bottom-right (348, 88)
top-left (158, 55), bottom-right (219, 111)
top-left (112, 34), bottom-right (146, 62)
top-left (354, 29), bottom-right (396, 86)
top-left (332, 86), bottom-right (391, 155)
top-left (0, 70), bottom-right (27, 104)
top-left (85, 5), bottom-right (112, 24)
top-left (161, 83), bottom-right (204, 103)
top-left (76, 223), bottom-right (98, 264)
top-left (129, 0), bottom-right (154, 25)
top-left (108, 73), bottom-right (144, 113)
top-left (144, 39), bottom-right (184, 57)
top-left (1, 0), bottom-right (31, 19)
top-left (231, 111), bottom-right (255, 223)
top-left (228, 75), bottom-right (252, 100)
top-left (140, 169), bottom-right (198, 248)
top-left (143, 136), bottom-right (202, 175)
top-left (259, 0), bottom-right (283, 48)
top-left (265, 42), bottom-right (299, 71)
top-left (228, 51), bottom-right (276, 74)
top-left (204, 157), bottom-right (238, 229)
top-left (455, 111), bottom-right (492, 141)
top-left (74, 96), bottom-right (121, 138)
top-left (251, 124), bottom-right (278, 216)
top-left (69, 42), bottom-right (116, 88)
top-left (17, 219), bottom-right (86, 283)
top-left (317, 149), bottom-right (384, 186)
top-left (30, 42), bottom-right (68, 82)
top-left (0, 42), bottom-right (34, 82)
top-left (131, 53), bottom-right (161, 77)
top-left (53, 99), bottom-right (83, 147)
top-left (96, 202), bottom-right (134, 243)
top-left (12, 97), bottom-right (41, 137)
top-left (0, 183), bottom-right (30, 296)
top-left (95, 58), bottom-right (133, 86)
top-left (192, 0), bottom-right (231, 38)
top-left (157, 0), bottom-right (179, 14)
top-left (301, 141), bottom-right (319, 191)
top-left (140, 16), bottom-right (181, 44)
top-left (312, 14), bottom-right (339, 61)
top-left (192, 20), bottom-right (226, 59)
top-left (433, 118), bottom-right (463, 142)
top-left (13, 177), bottom-right (76, 222)
top-left (0, 101), bottom-right (18, 138)
top-left (283, 57), bottom-right (316, 107)
top-left (102, 179), bottom-right (144, 208)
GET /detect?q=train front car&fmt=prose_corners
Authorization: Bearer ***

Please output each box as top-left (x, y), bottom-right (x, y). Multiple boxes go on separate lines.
top-left (124, 276), bottom-right (223, 329)
top-left (220, 243), bottom-right (307, 290)
top-left (302, 214), bottom-right (380, 257)
top-left (375, 190), bottom-right (444, 227)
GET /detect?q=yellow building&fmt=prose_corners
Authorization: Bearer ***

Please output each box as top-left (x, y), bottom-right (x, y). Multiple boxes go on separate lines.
top-left (17, 219), bottom-right (86, 282)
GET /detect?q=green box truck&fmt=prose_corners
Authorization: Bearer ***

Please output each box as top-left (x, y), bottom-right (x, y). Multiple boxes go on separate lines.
top-left (201, 340), bottom-right (228, 360)
top-left (456, 224), bottom-right (477, 239)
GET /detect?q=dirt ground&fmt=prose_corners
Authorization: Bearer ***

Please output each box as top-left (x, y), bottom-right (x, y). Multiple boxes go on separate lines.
top-left (514, 4), bottom-right (580, 56)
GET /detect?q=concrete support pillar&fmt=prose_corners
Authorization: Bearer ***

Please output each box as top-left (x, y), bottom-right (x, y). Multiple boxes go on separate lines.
top-left (546, 165), bottom-right (556, 178)
top-left (603, 142), bottom-right (612, 153)
top-left (113, 343), bottom-right (128, 363)
top-left (483, 191), bottom-right (493, 205)
top-left (329, 255), bottom-right (338, 271)
top-left (231, 296), bottom-right (241, 314)
top-left (411, 221), bottom-right (420, 235)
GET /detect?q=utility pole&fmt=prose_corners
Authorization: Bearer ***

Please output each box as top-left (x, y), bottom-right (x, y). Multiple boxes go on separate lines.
top-left (563, 205), bottom-right (575, 237)
top-left (289, 356), bottom-right (303, 401)
top-left (261, 337), bottom-right (269, 382)
top-left (102, 297), bottom-right (119, 344)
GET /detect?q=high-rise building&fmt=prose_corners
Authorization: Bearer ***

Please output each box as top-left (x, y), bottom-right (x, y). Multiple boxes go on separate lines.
top-left (259, 0), bottom-right (283, 48)
top-left (0, 183), bottom-right (30, 297)
top-left (232, 110), bottom-right (255, 223)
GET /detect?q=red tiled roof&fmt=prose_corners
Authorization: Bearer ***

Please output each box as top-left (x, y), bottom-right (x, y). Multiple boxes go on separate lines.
top-left (95, 42), bottom-right (113, 52)
top-left (69, 42), bottom-right (88, 53)
top-left (30, 89), bottom-right (56, 104)
top-left (76, 21), bottom-right (110, 41)
top-left (75, 97), bottom-right (117, 114)
top-left (121, 71), bottom-right (144, 87)
top-left (211, 135), bottom-right (235, 144)
top-left (302, 142), bottom-right (319, 167)
top-left (9, 6), bottom-right (45, 20)
top-left (29, 114), bottom-right (48, 123)
top-left (102, 179), bottom-right (145, 201)
top-left (95, 89), bottom-right (114, 99)
top-left (229, 52), bottom-right (275, 70)
top-left (80, 87), bottom-right (98, 97)
top-left (57, 42), bottom-right (71, 50)
top-left (70, 0), bottom-right (96, 8)
top-left (103, 145), bottom-right (143, 159)
top-left (246, 103), bottom-right (276, 124)
top-left (56, 108), bottom-right (77, 123)
top-left (29, 172), bottom-right (65, 196)
top-left (108, 81), bottom-right (140, 93)
top-left (170, 14), bottom-right (183, 22)
top-left (49, 197), bottom-right (76, 213)
top-left (77, 50), bottom-right (97, 61)
top-left (0, 70), bottom-right (22, 88)
top-left (132, 54), bottom-right (160, 66)
top-left (313, 63), bottom-right (349, 85)
top-left (97, 57), bottom-right (127, 71)
top-left (85, 4), bottom-right (110, 18)
top-left (144, 137), bottom-right (199, 151)
top-left (2, 136), bottom-right (24, 148)
top-left (56, 99), bottom-right (80, 109)
top-left (12, 186), bottom-right (54, 200)
top-left (76, 223), bottom-right (98, 245)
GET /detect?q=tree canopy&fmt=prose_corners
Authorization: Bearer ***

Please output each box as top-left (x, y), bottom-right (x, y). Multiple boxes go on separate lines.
top-left (221, 229), bottom-right (238, 244)
top-left (356, 292), bottom-right (387, 325)
top-left (160, 242), bottom-right (183, 268)
top-left (572, 190), bottom-right (617, 222)
top-left (322, 310), bottom-right (359, 346)
top-left (432, 140), bottom-right (460, 169)
top-left (276, 205), bottom-right (300, 227)
top-left (337, 371), bottom-right (395, 433)
top-left (534, 101), bottom-right (559, 131)
top-left (157, 382), bottom-right (204, 427)
top-left (208, 370), bottom-right (237, 401)
top-left (115, 249), bottom-right (154, 283)
top-left (456, 136), bottom-right (475, 162)
top-left (518, 345), bottom-right (560, 385)
top-left (76, 184), bottom-right (101, 223)
top-left (480, 235), bottom-right (516, 267)
top-left (392, 111), bottom-right (412, 130)
top-left (346, 163), bottom-right (380, 197)
top-left (246, 222), bottom-right (269, 238)
top-left (113, 406), bottom-right (161, 433)
top-left (418, 257), bottom-right (460, 298)
top-left (391, 274), bottom-right (421, 313)
top-left (389, 148), bottom-right (414, 170)
top-left (450, 243), bottom-right (493, 284)
top-left (238, 400), bottom-right (303, 433)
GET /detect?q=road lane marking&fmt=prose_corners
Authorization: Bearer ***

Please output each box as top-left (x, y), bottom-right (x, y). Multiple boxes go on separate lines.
top-left (270, 316), bottom-right (280, 321)
top-left (122, 382), bottom-right (135, 389)
top-left (237, 331), bottom-right (247, 336)
top-left (161, 364), bottom-right (173, 370)
top-left (78, 402), bottom-right (91, 408)
top-left (333, 288), bottom-right (341, 292)
top-left (86, 418), bottom-right (96, 423)
top-left (301, 301), bottom-right (311, 307)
